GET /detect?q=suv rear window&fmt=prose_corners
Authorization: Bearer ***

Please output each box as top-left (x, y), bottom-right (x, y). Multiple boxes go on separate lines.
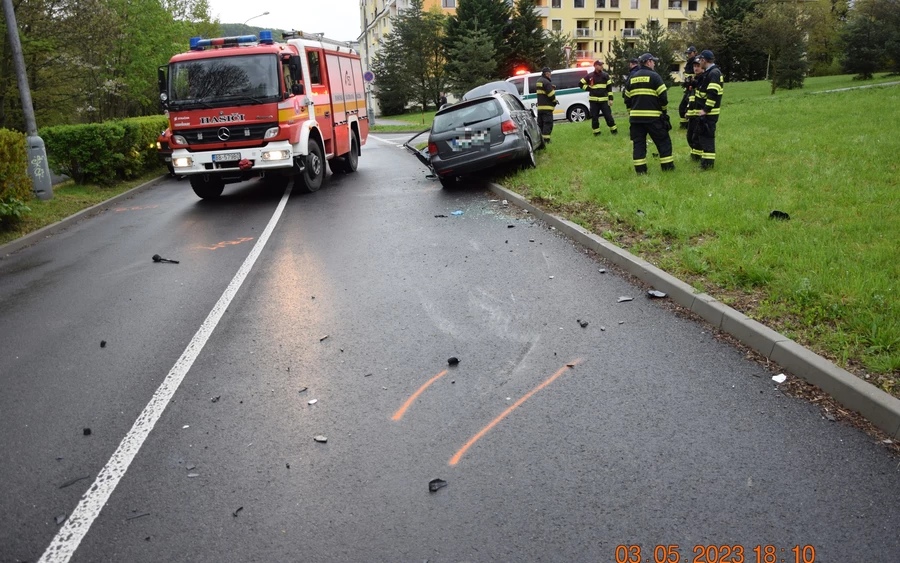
top-left (432, 99), bottom-right (503, 134)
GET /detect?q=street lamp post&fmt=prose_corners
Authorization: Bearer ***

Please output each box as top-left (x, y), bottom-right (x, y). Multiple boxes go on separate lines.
top-left (2, 0), bottom-right (52, 200)
top-left (242, 11), bottom-right (270, 27)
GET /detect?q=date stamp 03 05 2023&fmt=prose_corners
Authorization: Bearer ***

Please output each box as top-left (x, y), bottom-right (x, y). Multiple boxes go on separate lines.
top-left (614, 544), bottom-right (817, 563)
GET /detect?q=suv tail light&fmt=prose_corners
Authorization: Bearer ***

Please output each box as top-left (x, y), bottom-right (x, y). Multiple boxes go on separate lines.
top-left (428, 142), bottom-right (438, 155)
top-left (501, 120), bottom-right (518, 135)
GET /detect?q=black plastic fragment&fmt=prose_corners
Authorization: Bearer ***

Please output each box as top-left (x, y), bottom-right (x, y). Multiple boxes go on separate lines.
top-left (100, 340), bottom-right (107, 348)
top-left (434, 214), bottom-right (448, 218)
top-left (428, 478), bottom-right (447, 492)
top-left (83, 428), bottom-right (92, 436)
top-left (55, 514), bottom-right (67, 525)
top-left (769, 210), bottom-right (790, 221)
top-left (233, 506), bottom-right (244, 517)
top-left (152, 254), bottom-right (180, 264)
top-left (579, 320), bottom-right (589, 328)
top-left (59, 475), bottom-right (90, 489)
top-left (126, 512), bottom-right (150, 521)
top-left (447, 357), bottom-right (460, 366)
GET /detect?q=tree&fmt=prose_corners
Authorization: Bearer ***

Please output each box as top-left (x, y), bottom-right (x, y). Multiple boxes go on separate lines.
top-left (392, 0), bottom-right (447, 110)
top-left (841, 0), bottom-right (900, 78)
top-left (446, 27), bottom-right (497, 96)
top-left (507, 0), bottom-right (546, 74)
top-left (692, 0), bottom-right (767, 81)
top-left (742, 0), bottom-right (810, 93)
top-left (806, 0), bottom-right (849, 76)
top-left (371, 31), bottom-right (413, 115)
top-left (606, 37), bottom-right (639, 90)
top-left (544, 30), bottom-right (576, 71)
top-left (635, 18), bottom-right (677, 87)
top-left (445, 0), bottom-right (511, 80)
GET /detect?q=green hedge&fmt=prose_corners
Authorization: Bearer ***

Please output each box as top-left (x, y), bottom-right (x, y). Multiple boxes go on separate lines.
top-left (0, 128), bottom-right (33, 223)
top-left (40, 115), bottom-right (168, 185)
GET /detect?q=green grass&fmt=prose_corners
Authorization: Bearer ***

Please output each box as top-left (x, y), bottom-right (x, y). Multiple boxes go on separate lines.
top-left (0, 168), bottom-right (166, 246)
top-left (499, 73), bottom-right (900, 390)
top-left (371, 108), bottom-right (437, 133)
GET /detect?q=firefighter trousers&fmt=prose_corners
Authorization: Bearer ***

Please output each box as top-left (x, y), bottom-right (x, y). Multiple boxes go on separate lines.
top-left (629, 120), bottom-right (674, 174)
top-left (678, 92), bottom-right (690, 128)
top-left (686, 118), bottom-right (703, 160)
top-left (590, 101), bottom-right (617, 134)
top-left (538, 110), bottom-right (554, 142)
top-left (698, 115), bottom-right (718, 169)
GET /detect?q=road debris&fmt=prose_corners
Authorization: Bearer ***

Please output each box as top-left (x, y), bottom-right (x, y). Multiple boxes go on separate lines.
top-left (769, 210), bottom-right (790, 221)
top-left (451, 210), bottom-right (464, 216)
top-left (314, 435), bottom-right (328, 443)
top-left (364, 373), bottom-right (372, 377)
top-left (618, 321), bottom-right (625, 325)
top-left (59, 475), bottom-right (90, 489)
top-left (298, 387), bottom-right (308, 393)
top-left (825, 414), bottom-right (836, 422)
top-left (507, 225), bottom-right (515, 228)
top-left (598, 268), bottom-right (607, 274)
top-left (319, 335), bottom-right (329, 341)
top-left (501, 199), bottom-right (508, 205)
top-left (55, 514), bottom-right (67, 525)
top-left (617, 297), bottom-right (633, 303)
top-left (211, 395), bottom-right (220, 403)
top-left (883, 440), bottom-right (894, 445)
top-left (448, 357), bottom-right (460, 366)
top-left (182, 425), bottom-right (189, 429)
top-left (126, 512), bottom-right (150, 521)
top-left (566, 363), bottom-right (576, 368)
top-left (434, 214), bottom-right (447, 218)
top-left (637, 210), bottom-right (645, 217)
top-left (187, 473), bottom-right (199, 478)
top-left (233, 507), bottom-right (244, 517)
top-left (529, 239), bottom-right (535, 242)
top-left (648, 290), bottom-right (667, 298)
top-left (578, 320), bottom-right (589, 328)
top-left (83, 428), bottom-right (91, 436)
top-left (151, 254), bottom-right (180, 264)
top-left (600, 326), bottom-right (606, 331)
top-left (428, 478), bottom-right (448, 492)
top-left (100, 340), bottom-right (107, 348)
top-left (772, 373), bottom-right (787, 384)
top-left (308, 399), bottom-right (318, 405)
top-left (186, 465), bottom-right (196, 470)
top-left (549, 276), bottom-right (554, 279)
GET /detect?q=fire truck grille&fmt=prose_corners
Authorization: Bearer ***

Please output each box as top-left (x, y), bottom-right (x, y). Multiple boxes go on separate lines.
top-left (183, 123), bottom-right (277, 145)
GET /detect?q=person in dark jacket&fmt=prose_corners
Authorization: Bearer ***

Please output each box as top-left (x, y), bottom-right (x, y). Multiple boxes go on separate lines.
top-left (580, 60), bottom-right (618, 136)
top-left (535, 67), bottom-right (558, 144)
top-left (685, 56), bottom-right (704, 161)
top-left (678, 46), bottom-right (697, 128)
top-left (623, 53), bottom-right (674, 174)
top-left (695, 50), bottom-right (724, 169)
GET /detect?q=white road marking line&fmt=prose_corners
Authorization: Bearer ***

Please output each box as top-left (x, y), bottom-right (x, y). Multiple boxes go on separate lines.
top-left (38, 185), bottom-right (294, 563)
top-left (368, 134), bottom-right (404, 147)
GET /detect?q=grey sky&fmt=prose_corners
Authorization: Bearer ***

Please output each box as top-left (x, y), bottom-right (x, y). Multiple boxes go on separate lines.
top-left (206, 0), bottom-right (362, 42)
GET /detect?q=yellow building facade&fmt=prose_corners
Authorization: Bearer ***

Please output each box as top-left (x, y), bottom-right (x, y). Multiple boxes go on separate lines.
top-left (358, 0), bottom-right (457, 73)
top-left (535, 0), bottom-right (712, 67)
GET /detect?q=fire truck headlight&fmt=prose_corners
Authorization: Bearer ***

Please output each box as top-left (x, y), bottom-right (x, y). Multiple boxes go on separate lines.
top-left (173, 157), bottom-right (193, 168)
top-left (156, 142), bottom-right (162, 150)
top-left (172, 134), bottom-right (187, 145)
top-left (264, 127), bottom-right (279, 139)
top-left (261, 150), bottom-right (289, 161)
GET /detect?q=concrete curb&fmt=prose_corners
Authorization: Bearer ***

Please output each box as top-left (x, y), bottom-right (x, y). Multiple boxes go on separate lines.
top-left (489, 182), bottom-right (900, 439)
top-left (1, 175), bottom-right (169, 259)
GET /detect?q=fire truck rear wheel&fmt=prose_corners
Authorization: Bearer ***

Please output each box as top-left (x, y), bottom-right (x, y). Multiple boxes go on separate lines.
top-left (299, 141), bottom-right (325, 193)
top-left (330, 132), bottom-right (359, 174)
top-left (190, 176), bottom-right (225, 199)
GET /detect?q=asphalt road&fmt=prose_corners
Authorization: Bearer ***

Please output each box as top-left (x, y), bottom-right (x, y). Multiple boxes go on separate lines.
top-left (1, 133), bottom-right (899, 563)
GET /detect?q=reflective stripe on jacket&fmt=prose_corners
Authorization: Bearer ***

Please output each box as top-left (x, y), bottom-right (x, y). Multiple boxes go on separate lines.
top-left (624, 65), bottom-right (668, 122)
top-left (535, 77), bottom-right (557, 111)
top-left (580, 71), bottom-right (613, 103)
top-left (695, 64), bottom-right (724, 116)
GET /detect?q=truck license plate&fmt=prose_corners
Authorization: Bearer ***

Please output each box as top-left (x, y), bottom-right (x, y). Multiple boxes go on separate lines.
top-left (212, 152), bottom-right (240, 162)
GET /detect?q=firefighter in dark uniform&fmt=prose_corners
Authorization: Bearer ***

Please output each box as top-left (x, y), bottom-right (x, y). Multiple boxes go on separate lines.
top-left (623, 53), bottom-right (674, 174)
top-left (678, 46), bottom-right (697, 128)
top-left (580, 60), bottom-right (618, 136)
top-left (695, 50), bottom-right (724, 170)
top-left (624, 58), bottom-right (640, 118)
top-left (685, 56), bottom-right (704, 161)
top-left (535, 67), bottom-right (558, 144)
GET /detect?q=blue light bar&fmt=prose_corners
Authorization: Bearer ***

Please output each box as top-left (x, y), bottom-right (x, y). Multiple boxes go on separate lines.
top-left (259, 30), bottom-right (274, 45)
top-left (190, 35), bottom-right (259, 50)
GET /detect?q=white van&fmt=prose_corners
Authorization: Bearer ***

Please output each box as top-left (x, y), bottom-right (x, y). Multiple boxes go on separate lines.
top-left (506, 67), bottom-right (592, 122)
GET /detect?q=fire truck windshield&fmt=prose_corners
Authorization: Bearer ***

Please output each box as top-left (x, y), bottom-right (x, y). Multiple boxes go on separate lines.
top-left (169, 54), bottom-right (280, 109)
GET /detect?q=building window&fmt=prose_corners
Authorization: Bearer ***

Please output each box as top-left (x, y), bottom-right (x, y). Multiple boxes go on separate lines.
top-left (650, 0), bottom-right (658, 8)
top-left (668, 0), bottom-right (682, 7)
top-left (594, 18), bottom-right (602, 30)
top-left (667, 21), bottom-right (681, 31)
top-left (552, 0), bottom-right (561, 7)
top-left (575, 0), bottom-right (585, 7)
top-left (441, 0), bottom-right (456, 7)
top-left (610, 0), bottom-right (619, 8)
top-left (596, 0), bottom-right (605, 7)
top-left (630, 0), bottom-right (639, 8)
top-left (609, 19), bottom-right (617, 31)
top-left (552, 19), bottom-right (562, 31)
top-left (688, 0), bottom-right (698, 9)
top-left (595, 41), bottom-right (603, 52)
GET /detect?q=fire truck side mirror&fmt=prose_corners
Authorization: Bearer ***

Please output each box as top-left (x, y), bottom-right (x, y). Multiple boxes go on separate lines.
top-left (288, 56), bottom-right (303, 82)
top-left (157, 67), bottom-right (168, 109)
top-left (292, 83), bottom-right (304, 96)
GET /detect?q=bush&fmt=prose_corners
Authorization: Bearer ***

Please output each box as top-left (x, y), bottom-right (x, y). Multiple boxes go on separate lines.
top-left (40, 115), bottom-right (168, 185)
top-left (0, 128), bottom-right (33, 224)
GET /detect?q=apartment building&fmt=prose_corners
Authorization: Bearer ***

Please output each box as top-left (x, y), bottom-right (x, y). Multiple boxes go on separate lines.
top-left (358, 0), bottom-right (457, 73)
top-left (535, 0), bottom-right (712, 65)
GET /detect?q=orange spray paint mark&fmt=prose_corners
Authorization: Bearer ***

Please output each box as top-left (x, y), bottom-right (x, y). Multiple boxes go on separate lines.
top-left (448, 359), bottom-right (583, 466)
top-left (391, 370), bottom-right (449, 421)
top-left (197, 237), bottom-right (254, 251)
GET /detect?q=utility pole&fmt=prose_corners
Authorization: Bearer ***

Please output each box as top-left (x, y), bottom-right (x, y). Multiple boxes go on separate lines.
top-left (2, 0), bottom-right (52, 200)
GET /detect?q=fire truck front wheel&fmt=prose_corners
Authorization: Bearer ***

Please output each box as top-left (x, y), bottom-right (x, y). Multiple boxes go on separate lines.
top-left (190, 175), bottom-right (225, 199)
top-left (298, 141), bottom-right (325, 193)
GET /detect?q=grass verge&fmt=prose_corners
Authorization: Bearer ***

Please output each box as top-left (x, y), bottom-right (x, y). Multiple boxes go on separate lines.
top-left (498, 73), bottom-right (900, 394)
top-left (0, 168), bottom-right (167, 247)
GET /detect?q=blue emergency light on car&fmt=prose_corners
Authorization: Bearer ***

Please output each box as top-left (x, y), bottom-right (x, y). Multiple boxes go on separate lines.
top-left (259, 30), bottom-right (274, 44)
top-left (189, 35), bottom-right (261, 50)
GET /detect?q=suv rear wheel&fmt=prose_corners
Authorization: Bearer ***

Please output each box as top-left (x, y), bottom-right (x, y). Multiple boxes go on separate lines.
top-left (567, 104), bottom-right (588, 122)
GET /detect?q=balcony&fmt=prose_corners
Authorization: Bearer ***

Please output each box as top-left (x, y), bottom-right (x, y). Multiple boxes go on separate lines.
top-left (575, 28), bottom-right (593, 37)
top-left (574, 50), bottom-right (592, 59)
top-left (622, 28), bottom-right (641, 37)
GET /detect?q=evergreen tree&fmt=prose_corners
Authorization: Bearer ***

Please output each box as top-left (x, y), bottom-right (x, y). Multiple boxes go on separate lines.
top-left (806, 0), bottom-right (849, 76)
top-left (775, 40), bottom-right (808, 90)
top-left (445, 0), bottom-right (511, 80)
top-left (544, 30), bottom-right (576, 71)
top-left (507, 0), bottom-right (547, 75)
top-left (446, 27), bottom-right (497, 96)
top-left (635, 18), bottom-right (677, 87)
top-left (742, 0), bottom-right (810, 93)
top-left (841, 0), bottom-right (900, 78)
top-left (700, 0), bottom-right (767, 81)
top-left (606, 37), bottom-right (639, 90)
top-left (371, 32), bottom-right (413, 115)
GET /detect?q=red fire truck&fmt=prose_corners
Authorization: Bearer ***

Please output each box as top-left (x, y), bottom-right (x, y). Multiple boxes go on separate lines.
top-left (158, 30), bottom-right (369, 199)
